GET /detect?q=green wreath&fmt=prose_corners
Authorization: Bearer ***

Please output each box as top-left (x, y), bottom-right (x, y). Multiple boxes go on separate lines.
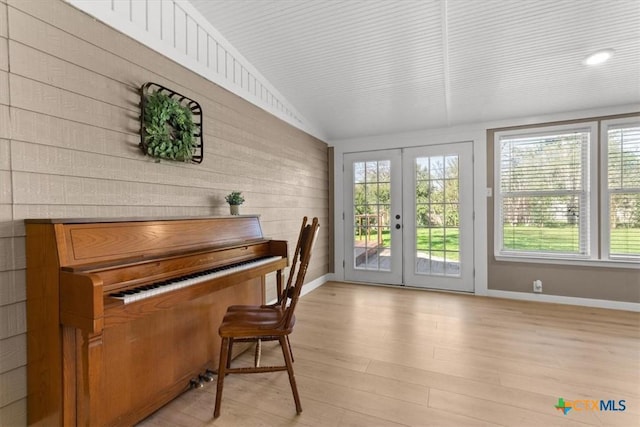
top-left (141, 91), bottom-right (196, 162)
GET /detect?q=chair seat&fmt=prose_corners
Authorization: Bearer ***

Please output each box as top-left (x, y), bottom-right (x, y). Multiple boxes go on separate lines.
top-left (226, 302), bottom-right (279, 312)
top-left (219, 307), bottom-right (295, 338)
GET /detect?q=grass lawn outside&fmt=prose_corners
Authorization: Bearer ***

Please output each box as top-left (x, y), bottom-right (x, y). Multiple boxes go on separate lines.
top-left (502, 225), bottom-right (640, 255)
top-left (355, 227), bottom-right (461, 260)
top-left (354, 225), bottom-right (640, 258)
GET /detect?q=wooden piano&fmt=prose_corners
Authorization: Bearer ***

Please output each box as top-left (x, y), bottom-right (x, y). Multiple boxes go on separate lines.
top-left (25, 215), bottom-right (288, 426)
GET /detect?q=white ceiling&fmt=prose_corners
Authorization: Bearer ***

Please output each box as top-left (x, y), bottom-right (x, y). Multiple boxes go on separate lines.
top-left (188, 0), bottom-right (640, 141)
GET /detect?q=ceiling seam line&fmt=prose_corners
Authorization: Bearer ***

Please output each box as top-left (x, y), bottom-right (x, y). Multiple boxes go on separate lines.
top-left (441, 0), bottom-right (452, 127)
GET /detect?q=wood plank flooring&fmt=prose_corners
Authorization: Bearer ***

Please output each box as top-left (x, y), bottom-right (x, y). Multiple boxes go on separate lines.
top-left (137, 281), bottom-right (640, 427)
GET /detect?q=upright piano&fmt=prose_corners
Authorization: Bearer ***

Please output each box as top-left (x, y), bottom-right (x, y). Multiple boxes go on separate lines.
top-left (25, 215), bottom-right (288, 426)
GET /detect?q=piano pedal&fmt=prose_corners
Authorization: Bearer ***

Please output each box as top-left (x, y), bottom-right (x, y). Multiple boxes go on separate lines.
top-left (189, 378), bottom-right (204, 389)
top-left (202, 370), bottom-right (215, 382)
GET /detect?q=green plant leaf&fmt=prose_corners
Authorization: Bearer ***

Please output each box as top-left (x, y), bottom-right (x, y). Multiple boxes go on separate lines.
top-left (141, 90), bottom-right (197, 162)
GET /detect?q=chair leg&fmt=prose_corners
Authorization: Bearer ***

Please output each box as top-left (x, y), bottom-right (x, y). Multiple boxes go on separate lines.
top-left (279, 336), bottom-right (302, 414)
top-left (214, 337), bottom-right (230, 418)
top-left (254, 339), bottom-right (262, 367)
top-left (286, 336), bottom-right (294, 363)
top-left (226, 338), bottom-right (234, 369)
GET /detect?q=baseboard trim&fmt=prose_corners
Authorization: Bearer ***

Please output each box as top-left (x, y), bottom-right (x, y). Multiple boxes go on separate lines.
top-left (267, 274), bottom-right (329, 304)
top-left (293, 278), bottom-right (639, 312)
top-left (487, 290), bottom-right (640, 312)
top-left (301, 274), bottom-right (329, 297)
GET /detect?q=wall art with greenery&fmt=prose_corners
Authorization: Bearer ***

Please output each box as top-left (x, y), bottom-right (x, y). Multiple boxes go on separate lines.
top-left (139, 82), bottom-right (203, 163)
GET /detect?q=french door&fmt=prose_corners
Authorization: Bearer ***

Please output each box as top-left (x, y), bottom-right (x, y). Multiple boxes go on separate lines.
top-left (344, 143), bottom-right (474, 292)
top-left (344, 150), bottom-right (403, 285)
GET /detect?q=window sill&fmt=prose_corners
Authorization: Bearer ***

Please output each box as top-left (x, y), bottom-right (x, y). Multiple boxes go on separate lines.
top-left (494, 255), bottom-right (640, 269)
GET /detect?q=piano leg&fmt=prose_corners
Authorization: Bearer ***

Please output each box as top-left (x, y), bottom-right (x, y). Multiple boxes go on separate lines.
top-left (276, 269), bottom-right (283, 302)
top-left (76, 330), bottom-right (104, 426)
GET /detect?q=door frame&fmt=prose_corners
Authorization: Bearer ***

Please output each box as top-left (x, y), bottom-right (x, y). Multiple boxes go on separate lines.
top-left (336, 138), bottom-right (484, 294)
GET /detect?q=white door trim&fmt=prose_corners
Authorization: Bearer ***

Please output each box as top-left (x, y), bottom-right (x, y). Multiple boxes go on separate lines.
top-left (330, 128), bottom-right (487, 297)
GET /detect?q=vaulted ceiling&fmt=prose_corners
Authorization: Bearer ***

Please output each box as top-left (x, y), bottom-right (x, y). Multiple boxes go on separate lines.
top-left (189, 0), bottom-right (640, 141)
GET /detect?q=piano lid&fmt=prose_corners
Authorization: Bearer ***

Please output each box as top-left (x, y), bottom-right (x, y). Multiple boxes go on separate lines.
top-left (24, 214), bottom-right (260, 224)
top-left (25, 215), bottom-right (266, 268)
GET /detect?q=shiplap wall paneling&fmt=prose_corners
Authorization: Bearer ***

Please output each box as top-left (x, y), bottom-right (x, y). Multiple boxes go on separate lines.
top-left (8, 9), bottom-right (326, 227)
top-left (1, 1), bottom-right (328, 425)
top-left (8, 0), bottom-right (328, 264)
top-left (0, 0), bottom-right (27, 424)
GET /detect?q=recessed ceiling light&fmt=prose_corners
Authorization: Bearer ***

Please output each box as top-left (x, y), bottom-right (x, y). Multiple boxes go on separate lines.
top-left (584, 49), bottom-right (615, 66)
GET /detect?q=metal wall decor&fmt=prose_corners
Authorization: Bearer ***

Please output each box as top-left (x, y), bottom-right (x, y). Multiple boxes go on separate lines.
top-left (139, 82), bottom-right (203, 163)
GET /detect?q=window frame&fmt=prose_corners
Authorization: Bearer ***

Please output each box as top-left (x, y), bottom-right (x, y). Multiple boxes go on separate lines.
top-left (600, 117), bottom-right (640, 263)
top-left (493, 121), bottom-right (640, 268)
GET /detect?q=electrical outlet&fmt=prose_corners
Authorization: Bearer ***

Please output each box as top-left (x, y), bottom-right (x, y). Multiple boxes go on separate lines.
top-left (533, 279), bottom-right (543, 293)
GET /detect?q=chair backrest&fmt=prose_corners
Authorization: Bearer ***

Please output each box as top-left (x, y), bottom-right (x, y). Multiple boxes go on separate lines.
top-left (280, 217), bottom-right (319, 330)
top-left (277, 218), bottom-right (307, 305)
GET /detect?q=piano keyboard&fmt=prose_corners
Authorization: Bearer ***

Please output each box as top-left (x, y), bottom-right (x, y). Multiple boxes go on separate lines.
top-left (109, 256), bottom-right (282, 304)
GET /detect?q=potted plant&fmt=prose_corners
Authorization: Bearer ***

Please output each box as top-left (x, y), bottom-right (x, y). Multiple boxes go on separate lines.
top-left (225, 191), bottom-right (245, 215)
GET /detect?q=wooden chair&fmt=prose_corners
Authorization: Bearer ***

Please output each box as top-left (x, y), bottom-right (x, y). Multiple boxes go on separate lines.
top-left (213, 217), bottom-right (320, 418)
top-left (226, 216), bottom-right (310, 367)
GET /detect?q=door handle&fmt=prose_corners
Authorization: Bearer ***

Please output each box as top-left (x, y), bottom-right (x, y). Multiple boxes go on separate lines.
top-left (395, 224), bottom-right (401, 229)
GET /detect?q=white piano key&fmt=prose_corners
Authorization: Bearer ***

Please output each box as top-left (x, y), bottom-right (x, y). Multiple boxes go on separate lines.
top-left (111, 256), bottom-right (282, 304)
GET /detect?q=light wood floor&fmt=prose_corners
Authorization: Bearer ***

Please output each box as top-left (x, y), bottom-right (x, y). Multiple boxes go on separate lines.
top-left (138, 281), bottom-right (640, 427)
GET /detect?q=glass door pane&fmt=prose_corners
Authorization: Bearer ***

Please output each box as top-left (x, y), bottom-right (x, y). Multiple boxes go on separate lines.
top-left (344, 150), bottom-right (403, 285)
top-left (353, 160), bottom-right (391, 271)
top-left (414, 155), bottom-right (461, 276)
top-left (403, 142), bottom-right (474, 292)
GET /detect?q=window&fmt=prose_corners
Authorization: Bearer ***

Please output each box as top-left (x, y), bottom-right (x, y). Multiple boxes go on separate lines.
top-left (602, 118), bottom-right (640, 260)
top-left (495, 118), bottom-right (639, 266)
